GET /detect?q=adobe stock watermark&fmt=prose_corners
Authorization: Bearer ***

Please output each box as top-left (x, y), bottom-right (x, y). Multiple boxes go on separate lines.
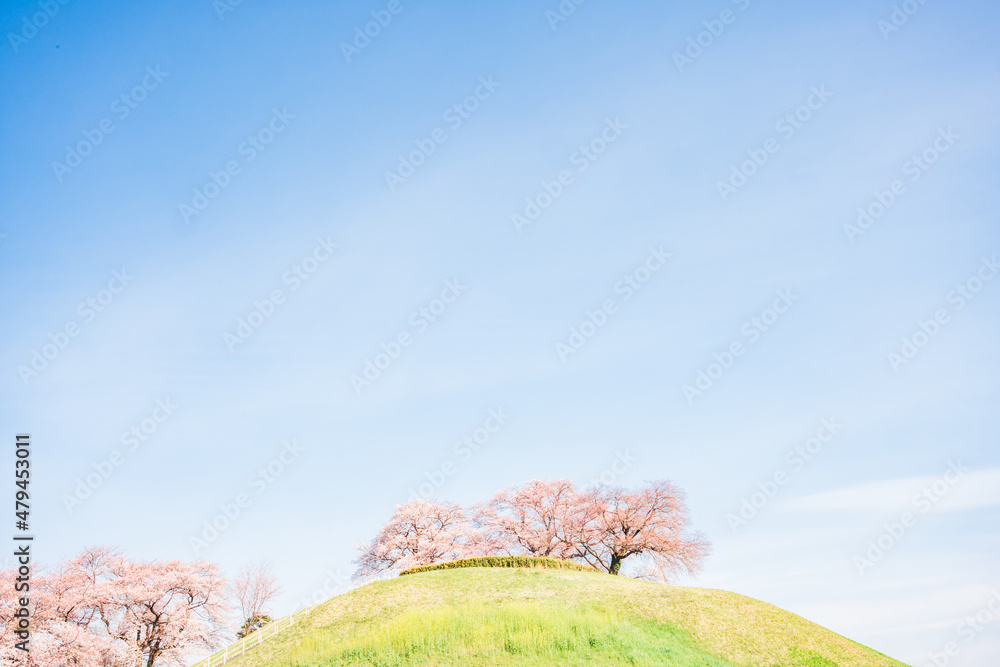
top-left (511, 117), bottom-right (627, 233)
top-left (408, 408), bottom-right (512, 500)
top-left (7, 0), bottom-right (71, 54)
top-left (920, 590), bottom-right (1000, 667)
top-left (923, 588), bottom-right (1000, 667)
top-left (878, 0), bottom-right (930, 39)
top-left (556, 246), bottom-right (671, 363)
top-left (295, 567), bottom-right (353, 611)
top-left (587, 450), bottom-right (638, 489)
top-left (61, 398), bottom-right (178, 513)
top-left (350, 279), bottom-right (467, 395)
top-left (51, 66), bottom-right (169, 182)
top-left (683, 288), bottom-right (798, 404)
top-left (853, 460), bottom-right (968, 575)
top-left (716, 85), bottom-right (833, 202)
top-left (224, 236), bottom-right (339, 352)
top-left (727, 418), bottom-right (843, 533)
top-left (843, 127), bottom-right (958, 243)
top-left (178, 107), bottom-right (295, 224)
top-left (340, 0), bottom-right (407, 62)
top-left (887, 255), bottom-right (997, 372)
top-left (188, 439), bottom-right (306, 555)
top-left (213, 0), bottom-right (244, 20)
top-left (545, 0), bottom-right (587, 30)
top-left (17, 269), bottom-right (134, 384)
top-left (672, 0), bottom-right (752, 73)
top-left (384, 75), bottom-right (502, 192)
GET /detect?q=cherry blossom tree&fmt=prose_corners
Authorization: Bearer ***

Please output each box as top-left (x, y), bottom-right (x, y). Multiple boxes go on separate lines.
top-left (105, 554), bottom-right (231, 666)
top-left (353, 480), bottom-right (710, 584)
top-left (474, 479), bottom-right (590, 559)
top-left (0, 547), bottom-right (231, 667)
top-left (0, 547), bottom-right (129, 667)
top-left (578, 481), bottom-right (710, 581)
top-left (353, 499), bottom-right (476, 580)
top-left (233, 561), bottom-right (281, 638)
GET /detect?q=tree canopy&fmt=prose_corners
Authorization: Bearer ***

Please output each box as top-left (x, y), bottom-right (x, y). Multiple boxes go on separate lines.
top-left (354, 479), bottom-right (709, 582)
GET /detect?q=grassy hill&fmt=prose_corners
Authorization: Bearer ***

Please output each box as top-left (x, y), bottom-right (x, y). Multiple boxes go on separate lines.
top-left (218, 563), bottom-right (908, 667)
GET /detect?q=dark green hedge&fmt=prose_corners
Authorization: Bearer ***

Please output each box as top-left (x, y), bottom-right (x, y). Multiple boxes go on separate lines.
top-left (399, 556), bottom-right (596, 576)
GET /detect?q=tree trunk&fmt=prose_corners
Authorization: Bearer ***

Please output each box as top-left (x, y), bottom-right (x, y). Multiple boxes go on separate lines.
top-left (609, 554), bottom-right (623, 575)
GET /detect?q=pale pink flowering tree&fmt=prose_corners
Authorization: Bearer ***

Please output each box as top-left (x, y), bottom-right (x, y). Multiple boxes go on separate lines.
top-left (352, 499), bottom-right (477, 580)
top-left (0, 547), bottom-right (129, 667)
top-left (0, 547), bottom-right (231, 667)
top-left (474, 479), bottom-right (590, 559)
top-left (579, 481), bottom-right (710, 580)
top-left (353, 480), bottom-right (709, 584)
top-left (103, 554), bottom-right (231, 666)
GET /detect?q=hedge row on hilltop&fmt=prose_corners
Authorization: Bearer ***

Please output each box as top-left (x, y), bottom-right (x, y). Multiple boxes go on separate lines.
top-left (399, 555), bottom-right (597, 576)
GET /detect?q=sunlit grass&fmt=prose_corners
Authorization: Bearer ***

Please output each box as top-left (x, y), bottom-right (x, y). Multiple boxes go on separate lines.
top-left (281, 603), bottom-right (734, 667)
top-left (222, 568), bottom-right (910, 667)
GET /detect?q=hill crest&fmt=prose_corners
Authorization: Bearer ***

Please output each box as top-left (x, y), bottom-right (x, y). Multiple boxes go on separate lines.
top-left (210, 566), bottom-right (908, 667)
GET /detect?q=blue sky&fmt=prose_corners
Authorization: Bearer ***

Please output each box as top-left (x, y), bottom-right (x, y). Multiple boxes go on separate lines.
top-left (2, 0), bottom-right (998, 664)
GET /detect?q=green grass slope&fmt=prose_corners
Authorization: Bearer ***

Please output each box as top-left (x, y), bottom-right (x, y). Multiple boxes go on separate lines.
top-left (221, 567), bottom-right (908, 667)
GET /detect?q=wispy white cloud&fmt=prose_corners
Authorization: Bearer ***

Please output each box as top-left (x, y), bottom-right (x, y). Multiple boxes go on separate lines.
top-left (779, 467), bottom-right (1000, 514)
